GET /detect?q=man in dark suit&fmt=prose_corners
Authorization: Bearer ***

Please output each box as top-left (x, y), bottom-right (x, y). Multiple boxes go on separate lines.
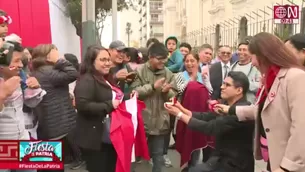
top-left (164, 71), bottom-right (255, 172)
top-left (209, 46), bottom-right (233, 100)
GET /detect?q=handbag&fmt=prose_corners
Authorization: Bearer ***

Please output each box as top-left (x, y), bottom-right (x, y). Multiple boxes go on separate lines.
top-left (102, 114), bottom-right (112, 144)
top-left (101, 81), bottom-right (123, 144)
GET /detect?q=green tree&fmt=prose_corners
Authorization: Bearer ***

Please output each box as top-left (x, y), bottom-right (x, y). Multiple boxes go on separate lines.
top-left (274, 24), bottom-right (292, 41)
top-left (65, 0), bottom-right (135, 40)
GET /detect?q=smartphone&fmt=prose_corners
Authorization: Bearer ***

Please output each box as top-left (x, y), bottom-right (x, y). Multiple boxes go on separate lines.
top-left (126, 72), bottom-right (136, 80)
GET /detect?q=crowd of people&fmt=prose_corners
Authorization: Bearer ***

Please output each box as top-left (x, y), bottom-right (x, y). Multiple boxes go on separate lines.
top-left (1, 9), bottom-right (305, 172)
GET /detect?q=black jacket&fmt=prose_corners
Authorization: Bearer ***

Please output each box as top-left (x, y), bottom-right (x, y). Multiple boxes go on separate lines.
top-left (74, 73), bottom-right (114, 150)
top-left (32, 59), bottom-right (78, 139)
top-left (188, 97), bottom-right (255, 172)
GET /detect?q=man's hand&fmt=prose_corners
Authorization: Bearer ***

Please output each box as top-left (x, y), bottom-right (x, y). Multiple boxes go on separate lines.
top-left (26, 77), bottom-right (40, 89)
top-left (161, 83), bottom-right (172, 92)
top-left (214, 104), bottom-right (230, 114)
top-left (130, 90), bottom-right (138, 98)
top-left (164, 104), bottom-right (181, 116)
top-left (153, 78), bottom-right (165, 90)
top-left (0, 76), bottom-right (21, 99)
top-left (115, 69), bottom-right (128, 81)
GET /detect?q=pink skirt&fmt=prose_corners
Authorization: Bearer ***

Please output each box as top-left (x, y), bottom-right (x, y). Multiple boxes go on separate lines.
top-left (260, 136), bottom-right (269, 162)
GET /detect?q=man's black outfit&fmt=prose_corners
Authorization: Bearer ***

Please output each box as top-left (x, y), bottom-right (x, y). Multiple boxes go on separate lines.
top-left (188, 97), bottom-right (255, 172)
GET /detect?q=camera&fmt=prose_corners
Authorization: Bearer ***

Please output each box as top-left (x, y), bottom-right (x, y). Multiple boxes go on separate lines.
top-left (0, 40), bottom-right (16, 66)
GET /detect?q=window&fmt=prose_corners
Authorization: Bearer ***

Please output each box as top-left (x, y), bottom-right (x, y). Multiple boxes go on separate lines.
top-left (151, 25), bottom-right (163, 33)
top-left (150, 1), bottom-right (162, 10)
top-left (151, 14), bottom-right (163, 22)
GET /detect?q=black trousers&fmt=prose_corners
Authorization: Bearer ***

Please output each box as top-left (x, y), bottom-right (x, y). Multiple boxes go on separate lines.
top-left (81, 143), bottom-right (117, 172)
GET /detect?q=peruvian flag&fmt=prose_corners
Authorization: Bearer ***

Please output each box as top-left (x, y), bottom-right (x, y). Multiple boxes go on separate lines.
top-left (110, 96), bottom-right (150, 172)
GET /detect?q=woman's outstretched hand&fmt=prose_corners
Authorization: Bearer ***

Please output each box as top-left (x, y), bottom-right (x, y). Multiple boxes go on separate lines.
top-left (214, 104), bottom-right (230, 115)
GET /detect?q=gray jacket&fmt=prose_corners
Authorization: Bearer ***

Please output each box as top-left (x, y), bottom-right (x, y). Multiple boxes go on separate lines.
top-left (0, 84), bottom-right (45, 140)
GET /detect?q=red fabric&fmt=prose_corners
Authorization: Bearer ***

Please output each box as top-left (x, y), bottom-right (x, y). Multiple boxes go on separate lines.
top-left (110, 100), bottom-right (150, 172)
top-left (0, 0), bottom-right (52, 46)
top-left (255, 65), bottom-right (280, 104)
top-left (176, 81), bottom-right (215, 167)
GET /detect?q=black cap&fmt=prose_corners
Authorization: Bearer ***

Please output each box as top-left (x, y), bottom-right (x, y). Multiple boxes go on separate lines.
top-left (109, 40), bottom-right (127, 51)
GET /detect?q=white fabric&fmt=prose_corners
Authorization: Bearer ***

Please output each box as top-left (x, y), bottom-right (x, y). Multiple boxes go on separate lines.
top-left (69, 81), bottom-right (76, 97)
top-left (125, 95), bottom-right (138, 162)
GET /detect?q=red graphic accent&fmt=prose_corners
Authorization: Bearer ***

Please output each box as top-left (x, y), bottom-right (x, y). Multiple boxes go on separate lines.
top-left (0, 141), bottom-right (18, 161)
top-left (21, 152), bottom-right (61, 162)
top-left (0, 162), bottom-right (63, 169)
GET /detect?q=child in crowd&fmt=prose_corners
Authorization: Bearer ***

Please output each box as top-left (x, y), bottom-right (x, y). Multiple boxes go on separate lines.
top-left (164, 36), bottom-right (184, 73)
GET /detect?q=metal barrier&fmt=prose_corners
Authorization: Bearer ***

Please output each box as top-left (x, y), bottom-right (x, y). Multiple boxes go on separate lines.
top-left (184, 4), bottom-right (305, 51)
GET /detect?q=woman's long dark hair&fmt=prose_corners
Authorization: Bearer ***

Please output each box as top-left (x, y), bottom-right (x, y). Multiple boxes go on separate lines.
top-left (80, 45), bottom-right (114, 84)
top-left (64, 53), bottom-right (80, 72)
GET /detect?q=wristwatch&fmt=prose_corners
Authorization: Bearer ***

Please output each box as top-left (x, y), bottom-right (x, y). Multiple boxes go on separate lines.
top-left (177, 112), bottom-right (184, 120)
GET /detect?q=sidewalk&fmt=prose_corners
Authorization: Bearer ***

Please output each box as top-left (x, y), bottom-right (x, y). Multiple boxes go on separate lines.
top-left (65, 149), bottom-right (267, 172)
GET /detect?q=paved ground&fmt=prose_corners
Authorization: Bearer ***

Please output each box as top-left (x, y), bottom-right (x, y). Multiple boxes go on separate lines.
top-left (65, 149), bottom-right (267, 172)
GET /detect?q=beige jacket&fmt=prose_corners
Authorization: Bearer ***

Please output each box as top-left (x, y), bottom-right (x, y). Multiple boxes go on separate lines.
top-left (235, 68), bottom-right (305, 172)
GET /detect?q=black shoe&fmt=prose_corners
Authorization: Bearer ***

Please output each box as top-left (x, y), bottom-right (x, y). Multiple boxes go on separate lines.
top-left (70, 161), bottom-right (86, 170)
top-left (169, 143), bottom-right (176, 149)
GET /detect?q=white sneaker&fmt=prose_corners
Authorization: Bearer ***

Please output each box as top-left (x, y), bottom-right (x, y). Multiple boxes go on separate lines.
top-left (149, 158), bottom-right (153, 166)
top-left (163, 154), bottom-right (172, 167)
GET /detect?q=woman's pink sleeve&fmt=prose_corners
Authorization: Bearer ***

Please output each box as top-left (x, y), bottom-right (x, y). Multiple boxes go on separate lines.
top-left (235, 105), bottom-right (257, 121)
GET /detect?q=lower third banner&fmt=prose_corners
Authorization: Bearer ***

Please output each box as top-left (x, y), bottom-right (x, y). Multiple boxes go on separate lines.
top-left (0, 140), bottom-right (63, 169)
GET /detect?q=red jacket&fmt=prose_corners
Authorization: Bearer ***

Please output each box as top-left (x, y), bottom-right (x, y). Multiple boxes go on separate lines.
top-left (110, 98), bottom-right (150, 172)
top-left (176, 81), bottom-right (215, 167)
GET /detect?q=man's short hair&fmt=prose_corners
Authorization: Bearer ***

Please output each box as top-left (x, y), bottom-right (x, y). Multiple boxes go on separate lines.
top-left (148, 42), bottom-right (168, 58)
top-left (199, 44), bottom-right (213, 52)
top-left (227, 71), bottom-right (249, 95)
top-left (179, 42), bottom-right (192, 52)
top-left (146, 38), bottom-right (159, 48)
top-left (285, 34), bottom-right (305, 51)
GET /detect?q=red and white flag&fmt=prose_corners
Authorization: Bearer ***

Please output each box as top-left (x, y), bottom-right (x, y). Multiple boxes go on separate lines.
top-left (110, 96), bottom-right (150, 172)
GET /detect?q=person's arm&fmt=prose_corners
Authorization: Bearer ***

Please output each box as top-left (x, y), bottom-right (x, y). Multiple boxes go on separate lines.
top-left (175, 73), bottom-right (187, 96)
top-left (129, 70), bottom-right (154, 100)
top-left (167, 51), bottom-right (183, 73)
top-left (228, 105), bottom-right (257, 121)
top-left (203, 76), bottom-right (213, 94)
top-left (279, 70), bottom-right (305, 171)
top-left (163, 74), bottom-right (178, 100)
top-left (191, 112), bottom-right (217, 121)
top-left (178, 112), bottom-right (241, 135)
top-left (48, 59), bottom-right (78, 87)
top-left (248, 67), bottom-right (261, 93)
top-left (74, 76), bottom-right (113, 116)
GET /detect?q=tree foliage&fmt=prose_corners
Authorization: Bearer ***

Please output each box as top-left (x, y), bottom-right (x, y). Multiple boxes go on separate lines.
top-left (65, 0), bottom-right (133, 38)
top-left (274, 24), bottom-right (292, 41)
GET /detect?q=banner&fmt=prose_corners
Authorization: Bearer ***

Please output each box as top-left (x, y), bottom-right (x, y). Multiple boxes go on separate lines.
top-left (0, 140), bottom-right (63, 169)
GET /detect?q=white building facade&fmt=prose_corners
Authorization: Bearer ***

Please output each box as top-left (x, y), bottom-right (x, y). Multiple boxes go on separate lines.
top-left (138, 0), bottom-right (164, 47)
top-left (163, 0), bottom-right (304, 48)
top-left (118, 9), bottom-right (141, 47)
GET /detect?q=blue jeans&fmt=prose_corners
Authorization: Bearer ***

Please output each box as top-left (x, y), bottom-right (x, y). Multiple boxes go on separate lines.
top-left (147, 134), bottom-right (166, 172)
